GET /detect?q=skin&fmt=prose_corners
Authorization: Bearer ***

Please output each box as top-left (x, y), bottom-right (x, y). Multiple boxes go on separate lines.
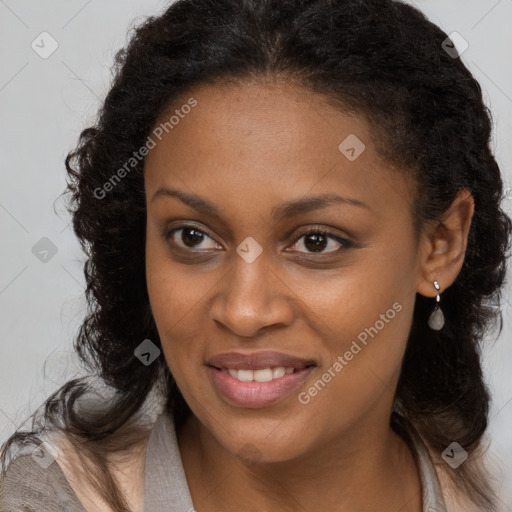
top-left (144, 77), bottom-right (474, 512)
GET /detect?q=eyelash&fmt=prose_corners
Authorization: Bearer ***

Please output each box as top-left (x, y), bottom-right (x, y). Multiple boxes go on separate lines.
top-left (162, 224), bottom-right (352, 255)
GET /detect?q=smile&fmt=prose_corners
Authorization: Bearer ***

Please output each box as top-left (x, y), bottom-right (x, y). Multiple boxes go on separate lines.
top-left (208, 365), bottom-right (316, 408)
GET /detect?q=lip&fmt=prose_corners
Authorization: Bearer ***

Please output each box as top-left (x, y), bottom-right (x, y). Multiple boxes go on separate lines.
top-left (206, 351), bottom-right (317, 408)
top-left (207, 350), bottom-right (316, 370)
top-left (208, 365), bottom-right (316, 408)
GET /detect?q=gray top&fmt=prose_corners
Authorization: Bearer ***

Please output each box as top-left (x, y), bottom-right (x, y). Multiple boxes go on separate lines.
top-left (0, 412), bottom-right (448, 512)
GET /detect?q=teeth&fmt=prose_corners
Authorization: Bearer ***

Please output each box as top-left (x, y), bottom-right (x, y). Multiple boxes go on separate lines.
top-left (224, 367), bottom-right (297, 382)
top-left (238, 369), bottom-right (253, 382)
top-left (272, 367), bottom-right (285, 379)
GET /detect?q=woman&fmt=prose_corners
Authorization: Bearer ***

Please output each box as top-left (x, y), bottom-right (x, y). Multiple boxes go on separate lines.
top-left (1, 0), bottom-right (510, 510)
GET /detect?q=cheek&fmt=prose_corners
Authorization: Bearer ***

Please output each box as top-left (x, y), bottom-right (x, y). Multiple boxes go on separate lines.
top-left (292, 244), bottom-right (416, 411)
top-left (146, 242), bottom-right (204, 373)
top-left (307, 289), bottom-right (411, 386)
top-left (145, 227), bottom-right (215, 334)
top-left (294, 299), bottom-right (414, 445)
top-left (292, 246), bottom-right (415, 356)
top-left (147, 280), bottom-right (205, 368)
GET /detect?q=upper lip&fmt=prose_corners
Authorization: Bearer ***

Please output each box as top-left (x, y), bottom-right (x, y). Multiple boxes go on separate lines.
top-left (207, 351), bottom-right (316, 370)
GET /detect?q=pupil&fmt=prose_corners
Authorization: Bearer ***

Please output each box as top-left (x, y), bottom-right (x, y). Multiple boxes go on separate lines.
top-left (182, 228), bottom-right (204, 247)
top-left (305, 233), bottom-right (326, 252)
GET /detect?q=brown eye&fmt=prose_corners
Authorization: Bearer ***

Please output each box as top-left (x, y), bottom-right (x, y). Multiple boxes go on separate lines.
top-left (165, 227), bottom-right (219, 250)
top-left (288, 228), bottom-right (351, 254)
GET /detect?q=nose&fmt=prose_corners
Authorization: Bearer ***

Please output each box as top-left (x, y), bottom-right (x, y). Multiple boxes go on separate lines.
top-left (209, 254), bottom-right (294, 338)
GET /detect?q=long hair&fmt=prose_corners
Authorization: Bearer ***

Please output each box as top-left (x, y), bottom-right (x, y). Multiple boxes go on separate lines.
top-left (2, 1), bottom-right (511, 510)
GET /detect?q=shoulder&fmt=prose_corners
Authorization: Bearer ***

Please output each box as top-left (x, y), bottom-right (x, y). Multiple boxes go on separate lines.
top-left (434, 466), bottom-right (481, 512)
top-left (395, 413), bottom-right (497, 512)
top-left (0, 450), bottom-right (86, 512)
top-left (425, 443), bottom-right (497, 512)
top-left (0, 426), bottom-right (148, 512)
top-left (52, 428), bottom-right (149, 512)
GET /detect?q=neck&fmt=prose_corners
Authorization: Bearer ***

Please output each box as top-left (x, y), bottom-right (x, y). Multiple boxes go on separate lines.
top-left (177, 411), bottom-right (423, 512)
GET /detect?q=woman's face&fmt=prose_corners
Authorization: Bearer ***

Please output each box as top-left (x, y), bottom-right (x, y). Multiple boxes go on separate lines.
top-left (144, 79), bottom-right (426, 462)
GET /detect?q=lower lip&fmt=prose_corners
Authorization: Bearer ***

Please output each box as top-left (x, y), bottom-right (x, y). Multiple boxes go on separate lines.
top-left (208, 366), bottom-right (315, 408)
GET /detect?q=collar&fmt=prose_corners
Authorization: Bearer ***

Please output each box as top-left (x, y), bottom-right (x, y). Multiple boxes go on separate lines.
top-left (143, 411), bottom-right (448, 512)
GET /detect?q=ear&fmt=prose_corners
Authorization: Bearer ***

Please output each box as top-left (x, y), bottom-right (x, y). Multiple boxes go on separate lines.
top-left (416, 189), bottom-right (474, 297)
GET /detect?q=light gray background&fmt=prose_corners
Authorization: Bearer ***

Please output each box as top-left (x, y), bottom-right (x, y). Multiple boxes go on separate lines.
top-left (1, 0), bottom-right (511, 508)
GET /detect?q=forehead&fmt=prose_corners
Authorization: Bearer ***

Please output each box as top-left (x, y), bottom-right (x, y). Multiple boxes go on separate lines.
top-left (144, 79), bottom-right (414, 223)
top-left (150, 79), bottom-right (369, 165)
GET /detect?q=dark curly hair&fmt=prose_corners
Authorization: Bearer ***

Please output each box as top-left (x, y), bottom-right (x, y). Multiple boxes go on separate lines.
top-left (2, 0), bottom-right (511, 510)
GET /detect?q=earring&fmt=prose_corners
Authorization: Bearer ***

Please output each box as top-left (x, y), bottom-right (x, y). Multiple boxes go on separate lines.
top-left (428, 280), bottom-right (445, 330)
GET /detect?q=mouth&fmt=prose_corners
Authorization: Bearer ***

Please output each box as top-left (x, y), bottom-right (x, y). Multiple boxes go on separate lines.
top-left (206, 351), bottom-right (317, 408)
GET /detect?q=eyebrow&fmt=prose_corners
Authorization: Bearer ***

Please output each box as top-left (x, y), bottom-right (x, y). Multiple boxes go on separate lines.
top-left (151, 187), bottom-right (371, 222)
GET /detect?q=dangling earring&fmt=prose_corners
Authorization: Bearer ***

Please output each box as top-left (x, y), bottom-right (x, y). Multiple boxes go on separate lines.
top-left (428, 280), bottom-right (445, 330)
